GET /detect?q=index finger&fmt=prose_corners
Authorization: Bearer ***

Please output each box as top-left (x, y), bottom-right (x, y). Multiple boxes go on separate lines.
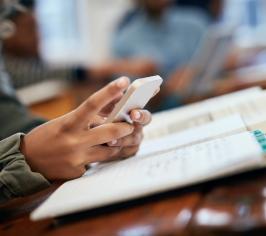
top-left (74, 77), bottom-right (130, 126)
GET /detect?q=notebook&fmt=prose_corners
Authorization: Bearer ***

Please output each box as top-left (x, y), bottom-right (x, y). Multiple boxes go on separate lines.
top-left (31, 87), bottom-right (266, 220)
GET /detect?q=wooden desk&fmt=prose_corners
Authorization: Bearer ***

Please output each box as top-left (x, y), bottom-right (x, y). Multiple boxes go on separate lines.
top-left (1, 170), bottom-right (266, 236)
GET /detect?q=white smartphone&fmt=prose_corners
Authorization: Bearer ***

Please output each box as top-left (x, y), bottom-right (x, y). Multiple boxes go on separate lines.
top-left (105, 75), bottom-right (163, 123)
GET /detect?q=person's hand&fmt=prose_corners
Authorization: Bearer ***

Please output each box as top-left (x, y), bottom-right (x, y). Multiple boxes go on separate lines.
top-left (20, 77), bottom-right (137, 180)
top-left (89, 95), bottom-right (153, 161)
top-left (106, 109), bottom-right (152, 159)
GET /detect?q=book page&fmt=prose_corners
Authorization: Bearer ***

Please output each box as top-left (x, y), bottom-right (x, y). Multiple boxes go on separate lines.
top-left (87, 115), bottom-right (247, 179)
top-left (211, 94), bottom-right (266, 132)
top-left (31, 131), bottom-right (264, 220)
top-left (138, 114), bottom-right (246, 157)
top-left (149, 86), bottom-right (262, 128)
top-left (144, 89), bottom-right (265, 140)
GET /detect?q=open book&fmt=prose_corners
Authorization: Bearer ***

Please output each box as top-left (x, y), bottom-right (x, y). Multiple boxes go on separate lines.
top-left (31, 87), bottom-right (266, 221)
top-left (144, 86), bottom-right (266, 139)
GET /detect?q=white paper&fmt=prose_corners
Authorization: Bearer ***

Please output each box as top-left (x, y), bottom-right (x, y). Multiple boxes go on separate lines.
top-left (138, 115), bottom-right (246, 157)
top-left (31, 131), bottom-right (263, 220)
top-left (144, 89), bottom-right (266, 140)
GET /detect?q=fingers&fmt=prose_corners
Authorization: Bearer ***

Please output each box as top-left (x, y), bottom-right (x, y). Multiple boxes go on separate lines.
top-left (85, 122), bottom-right (134, 146)
top-left (85, 146), bottom-right (121, 163)
top-left (109, 132), bottom-right (143, 147)
top-left (74, 77), bottom-right (130, 126)
top-left (108, 125), bottom-right (143, 147)
top-left (112, 146), bottom-right (140, 160)
top-left (130, 109), bottom-right (152, 125)
top-left (99, 145), bottom-right (139, 162)
top-left (89, 115), bottom-right (107, 129)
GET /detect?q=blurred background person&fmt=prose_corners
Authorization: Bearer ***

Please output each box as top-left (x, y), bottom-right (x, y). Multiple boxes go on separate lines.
top-left (4, 0), bottom-right (266, 116)
top-left (88, 0), bottom-right (211, 111)
top-left (89, 0), bottom-right (209, 81)
top-left (176, 0), bottom-right (222, 21)
top-left (2, 1), bottom-right (75, 104)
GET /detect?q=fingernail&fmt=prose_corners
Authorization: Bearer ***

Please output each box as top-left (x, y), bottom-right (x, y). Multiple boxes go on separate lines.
top-left (111, 140), bottom-right (117, 145)
top-left (134, 111), bottom-right (141, 120)
top-left (116, 77), bottom-right (128, 88)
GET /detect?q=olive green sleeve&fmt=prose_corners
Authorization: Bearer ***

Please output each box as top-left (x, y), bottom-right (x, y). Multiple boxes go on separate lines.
top-left (0, 70), bottom-right (46, 140)
top-left (0, 133), bottom-right (50, 204)
top-left (0, 92), bottom-right (46, 140)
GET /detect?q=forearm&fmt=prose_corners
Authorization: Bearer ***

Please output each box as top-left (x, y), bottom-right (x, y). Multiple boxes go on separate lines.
top-left (0, 133), bottom-right (50, 204)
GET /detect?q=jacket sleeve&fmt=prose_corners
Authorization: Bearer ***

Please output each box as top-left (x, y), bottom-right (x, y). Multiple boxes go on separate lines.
top-left (0, 70), bottom-right (46, 140)
top-left (0, 133), bottom-right (50, 204)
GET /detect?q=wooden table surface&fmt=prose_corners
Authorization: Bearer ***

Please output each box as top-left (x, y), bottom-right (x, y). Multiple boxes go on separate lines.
top-left (2, 81), bottom-right (266, 236)
top-left (1, 170), bottom-right (266, 236)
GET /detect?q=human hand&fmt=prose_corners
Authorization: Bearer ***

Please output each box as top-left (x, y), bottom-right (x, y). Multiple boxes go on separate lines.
top-left (90, 84), bottom-right (154, 160)
top-left (105, 109), bottom-right (152, 159)
top-left (20, 77), bottom-right (136, 180)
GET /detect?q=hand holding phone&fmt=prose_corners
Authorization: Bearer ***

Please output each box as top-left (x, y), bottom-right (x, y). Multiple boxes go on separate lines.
top-left (105, 75), bottom-right (163, 124)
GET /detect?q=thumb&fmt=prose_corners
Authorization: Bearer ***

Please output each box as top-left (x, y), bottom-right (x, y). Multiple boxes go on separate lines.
top-left (73, 77), bottom-right (130, 128)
